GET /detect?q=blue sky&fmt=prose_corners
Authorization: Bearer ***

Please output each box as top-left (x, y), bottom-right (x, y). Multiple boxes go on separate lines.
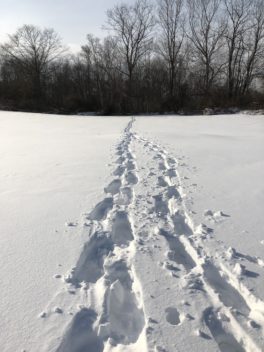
top-left (0, 0), bottom-right (135, 51)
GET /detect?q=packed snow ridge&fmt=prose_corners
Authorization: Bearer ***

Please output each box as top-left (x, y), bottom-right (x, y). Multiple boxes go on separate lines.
top-left (39, 117), bottom-right (264, 352)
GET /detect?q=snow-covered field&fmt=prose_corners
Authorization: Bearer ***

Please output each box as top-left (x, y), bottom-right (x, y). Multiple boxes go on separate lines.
top-left (0, 111), bottom-right (263, 352)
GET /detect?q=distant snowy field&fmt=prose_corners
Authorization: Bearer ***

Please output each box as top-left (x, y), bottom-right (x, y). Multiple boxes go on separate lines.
top-left (0, 111), bottom-right (263, 352)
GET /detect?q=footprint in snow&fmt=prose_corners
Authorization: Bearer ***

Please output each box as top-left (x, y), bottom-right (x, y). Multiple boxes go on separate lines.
top-left (167, 157), bottom-right (177, 165)
top-left (166, 186), bottom-right (181, 200)
top-left (111, 211), bottom-right (134, 246)
top-left (126, 171), bottom-right (138, 185)
top-left (158, 162), bottom-right (167, 171)
top-left (166, 168), bottom-right (177, 178)
top-left (104, 179), bottom-right (121, 195)
top-left (56, 308), bottom-right (104, 352)
top-left (116, 156), bottom-right (126, 164)
top-left (89, 197), bottom-right (113, 221)
top-left (165, 307), bottom-right (181, 325)
top-left (127, 160), bottom-right (136, 170)
top-left (158, 176), bottom-right (169, 187)
top-left (113, 165), bottom-right (125, 177)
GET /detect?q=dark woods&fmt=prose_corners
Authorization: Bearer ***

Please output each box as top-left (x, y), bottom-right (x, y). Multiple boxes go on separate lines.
top-left (0, 0), bottom-right (264, 114)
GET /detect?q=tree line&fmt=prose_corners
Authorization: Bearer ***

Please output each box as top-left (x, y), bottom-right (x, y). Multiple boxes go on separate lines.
top-left (0, 0), bottom-right (264, 114)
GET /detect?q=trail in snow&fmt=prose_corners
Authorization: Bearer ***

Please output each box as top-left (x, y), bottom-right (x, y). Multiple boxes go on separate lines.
top-left (130, 128), bottom-right (264, 352)
top-left (40, 117), bottom-right (264, 352)
top-left (50, 117), bottom-right (147, 352)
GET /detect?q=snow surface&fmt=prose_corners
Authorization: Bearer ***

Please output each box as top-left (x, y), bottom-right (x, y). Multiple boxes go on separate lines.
top-left (0, 112), bottom-right (264, 352)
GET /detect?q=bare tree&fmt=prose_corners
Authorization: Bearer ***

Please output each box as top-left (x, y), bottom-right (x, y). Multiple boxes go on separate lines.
top-left (188, 0), bottom-right (225, 94)
top-left (240, 0), bottom-right (264, 95)
top-left (224, 0), bottom-right (251, 98)
top-left (157, 0), bottom-right (184, 104)
top-left (106, 0), bottom-right (155, 85)
top-left (81, 34), bottom-right (124, 113)
top-left (1, 24), bottom-right (64, 100)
